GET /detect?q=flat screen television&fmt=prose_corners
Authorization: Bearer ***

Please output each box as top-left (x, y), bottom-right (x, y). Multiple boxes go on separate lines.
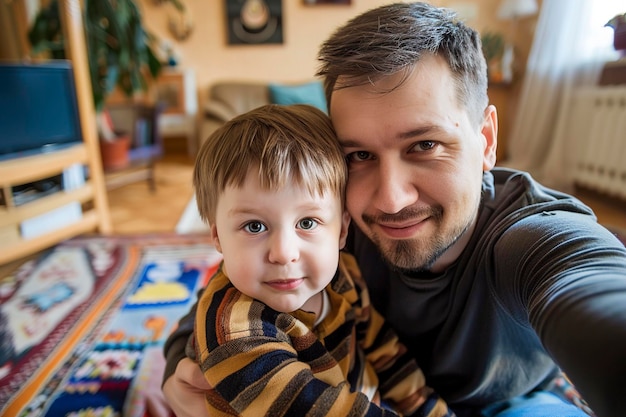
top-left (0, 61), bottom-right (83, 162)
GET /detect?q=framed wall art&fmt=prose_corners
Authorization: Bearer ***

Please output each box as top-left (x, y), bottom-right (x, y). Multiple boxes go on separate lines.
top-left (303, 0), bottom-right (351, 5)
top-left (155, 71), bottom-right (186, 114)
top-left (226, 0), bottom-right (283, 45)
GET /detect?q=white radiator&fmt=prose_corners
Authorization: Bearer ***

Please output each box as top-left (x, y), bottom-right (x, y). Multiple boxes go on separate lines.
top-left (568, 86), bottom-right (626, 199)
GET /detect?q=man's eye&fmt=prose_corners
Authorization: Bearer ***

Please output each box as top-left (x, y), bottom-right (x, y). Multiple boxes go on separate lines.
top-left (346, 151), bottom-right (372, 162)
top-left (244, 221), bottom-right (266, 234)
top-left (414, 141), bottom-right (436, 152)
top-left (298, 218), bottom-right (318, 230)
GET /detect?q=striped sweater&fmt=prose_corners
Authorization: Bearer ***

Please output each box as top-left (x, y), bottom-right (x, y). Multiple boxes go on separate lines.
top-left (188, 252), bottom-right (453, 417)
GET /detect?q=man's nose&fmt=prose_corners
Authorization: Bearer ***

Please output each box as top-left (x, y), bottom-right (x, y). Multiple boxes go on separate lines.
top-left (373, 159), bottom-right (419, 214)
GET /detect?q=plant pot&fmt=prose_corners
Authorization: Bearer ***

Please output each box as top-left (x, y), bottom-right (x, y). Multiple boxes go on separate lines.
top-left (99, 134), bottom-right (131, 170)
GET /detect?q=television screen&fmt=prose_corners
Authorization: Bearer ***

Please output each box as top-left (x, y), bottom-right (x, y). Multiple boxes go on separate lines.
top-left (0, 61), bottom-right (83, 161)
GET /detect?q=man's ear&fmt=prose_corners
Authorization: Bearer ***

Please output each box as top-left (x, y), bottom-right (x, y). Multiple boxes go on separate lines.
top-left (481, 104), bottom-right (498, 170)
top-left (210, 223), bottom-right (223, 253)
top-left (338, 210), bottom-right (351, 250)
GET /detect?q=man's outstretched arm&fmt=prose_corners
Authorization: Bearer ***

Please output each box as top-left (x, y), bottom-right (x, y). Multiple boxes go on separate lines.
top-left (162, 358), bottom-right (211, 417)
top-left (162, 292), bottom-right (210, 417)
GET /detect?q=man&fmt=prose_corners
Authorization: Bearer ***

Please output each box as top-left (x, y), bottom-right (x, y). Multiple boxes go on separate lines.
top-left (163, 3), bottom-right (626, 416)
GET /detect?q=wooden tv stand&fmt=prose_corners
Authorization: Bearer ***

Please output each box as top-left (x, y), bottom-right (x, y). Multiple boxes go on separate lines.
top-left (0, 145), bottom-right (111, 265)
top-left (0, 0), bottom-right (111, 266)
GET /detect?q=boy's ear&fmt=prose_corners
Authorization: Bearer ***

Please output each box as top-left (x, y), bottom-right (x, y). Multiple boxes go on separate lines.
top-left (210, 224), bottom-right (223, 253)
top-left (338, 211), bottom-right (351, 250)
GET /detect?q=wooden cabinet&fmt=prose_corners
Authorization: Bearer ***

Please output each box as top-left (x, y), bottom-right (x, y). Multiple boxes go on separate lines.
top-left (0, 0), bottom-right (111, 265)
top-left (0, 145), bottom-right (110, 264)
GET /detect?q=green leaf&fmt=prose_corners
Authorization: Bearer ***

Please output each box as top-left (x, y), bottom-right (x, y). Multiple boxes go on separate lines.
top-left (147, 46), bottom-right (162, 78)
top-left (28, 0), bottom-right (164, 108)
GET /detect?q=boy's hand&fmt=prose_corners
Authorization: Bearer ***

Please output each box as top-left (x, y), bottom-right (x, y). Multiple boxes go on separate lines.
top-left (162, 357), bottom-right (212, 417)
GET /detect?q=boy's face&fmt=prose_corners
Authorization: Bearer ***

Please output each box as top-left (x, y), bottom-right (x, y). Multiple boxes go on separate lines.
top-left (211, 171), bottom-right (350, 315)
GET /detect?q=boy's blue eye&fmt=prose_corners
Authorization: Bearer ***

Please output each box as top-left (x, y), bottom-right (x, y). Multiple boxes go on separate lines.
top-left (298, 218), bottom-right (318, 230)
top-left (244, 221), bottom-right (266, 234)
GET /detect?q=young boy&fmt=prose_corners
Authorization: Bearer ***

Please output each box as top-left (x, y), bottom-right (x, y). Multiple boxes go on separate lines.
top-left (186, 104), bottom-right (454, 416)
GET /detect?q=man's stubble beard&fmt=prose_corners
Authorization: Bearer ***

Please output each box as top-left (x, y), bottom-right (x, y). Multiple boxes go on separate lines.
top-left (364, 206), bottom-right (472, 274)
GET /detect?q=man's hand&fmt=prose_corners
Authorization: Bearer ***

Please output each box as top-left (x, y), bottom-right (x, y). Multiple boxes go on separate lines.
top-left (162, 357), bottom-right (212, 417)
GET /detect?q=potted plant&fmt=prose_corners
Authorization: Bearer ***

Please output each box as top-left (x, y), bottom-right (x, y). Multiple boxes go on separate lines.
top-left (481, 31), bottom-right (506, 83)
top-left (27, 0), bottom-right (168, 169)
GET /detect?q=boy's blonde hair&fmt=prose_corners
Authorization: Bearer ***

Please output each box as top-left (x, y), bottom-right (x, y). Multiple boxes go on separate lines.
top-left (193, 104), bottom-right (347, 224)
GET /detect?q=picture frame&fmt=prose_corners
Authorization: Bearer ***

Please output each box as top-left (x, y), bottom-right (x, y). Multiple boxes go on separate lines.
top-left (226, 0), bottom-right (283, 45)
top-left (155, 71), bottom-right (186, 115)
top-left (303, 0), bottom-right (351, 5)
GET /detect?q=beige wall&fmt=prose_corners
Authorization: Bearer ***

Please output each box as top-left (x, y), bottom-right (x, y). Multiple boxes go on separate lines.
top-left (137, 0), bottom-right (533, 101)
top-left (1, 0), bottom-right (538, 135)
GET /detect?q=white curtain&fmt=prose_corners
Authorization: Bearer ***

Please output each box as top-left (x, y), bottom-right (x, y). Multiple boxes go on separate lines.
top-left (504, 0), bottom-right (623, 192)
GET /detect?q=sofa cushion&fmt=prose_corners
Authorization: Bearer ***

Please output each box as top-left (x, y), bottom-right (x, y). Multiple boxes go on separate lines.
top-left (268, 81), bottom-right (327, 113)
top-left (206, 82), bottom-right (270, 122)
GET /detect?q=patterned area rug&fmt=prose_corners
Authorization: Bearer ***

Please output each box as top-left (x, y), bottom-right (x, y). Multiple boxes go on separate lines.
top-left (0, 233), bottom-right (221, 417)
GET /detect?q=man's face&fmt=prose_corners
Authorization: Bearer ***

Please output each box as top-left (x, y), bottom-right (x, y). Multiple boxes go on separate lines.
top-left (330, 54), bottom-right (497, 273)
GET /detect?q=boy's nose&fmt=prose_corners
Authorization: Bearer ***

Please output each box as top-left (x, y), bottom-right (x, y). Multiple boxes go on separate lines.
top-left (268, 231), bottom-right (299, 264)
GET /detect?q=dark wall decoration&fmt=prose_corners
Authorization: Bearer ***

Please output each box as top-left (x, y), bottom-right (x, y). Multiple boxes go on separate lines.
top-left (303, 0), bottom-right (351, 4)
top-left (226, 0), bottom-right (283, 45)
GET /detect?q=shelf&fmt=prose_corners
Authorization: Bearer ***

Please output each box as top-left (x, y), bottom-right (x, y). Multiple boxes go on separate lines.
top-left (103, 103), bottom-right (163, 190)
top-left (0, 209), bottom-right (99, 265)
top-left (105, 164), bottom-right (155, 191)
top-left (0, 183), bottom-right (94, 227)
top-left (0, 144), bottom-right (109, 266)
top-left (0, 144), bottom-right (88, 187)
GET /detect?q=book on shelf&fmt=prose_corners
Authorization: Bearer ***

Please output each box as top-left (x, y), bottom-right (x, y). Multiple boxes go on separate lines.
top-left (20, 201), bottom-right (83, 239)
top-left (8, 164), bottom-right (85, 207)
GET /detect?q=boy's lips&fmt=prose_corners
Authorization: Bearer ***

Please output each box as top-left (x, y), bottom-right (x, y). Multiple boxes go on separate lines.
top-left (265, 278), bottom-right (304, 291)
